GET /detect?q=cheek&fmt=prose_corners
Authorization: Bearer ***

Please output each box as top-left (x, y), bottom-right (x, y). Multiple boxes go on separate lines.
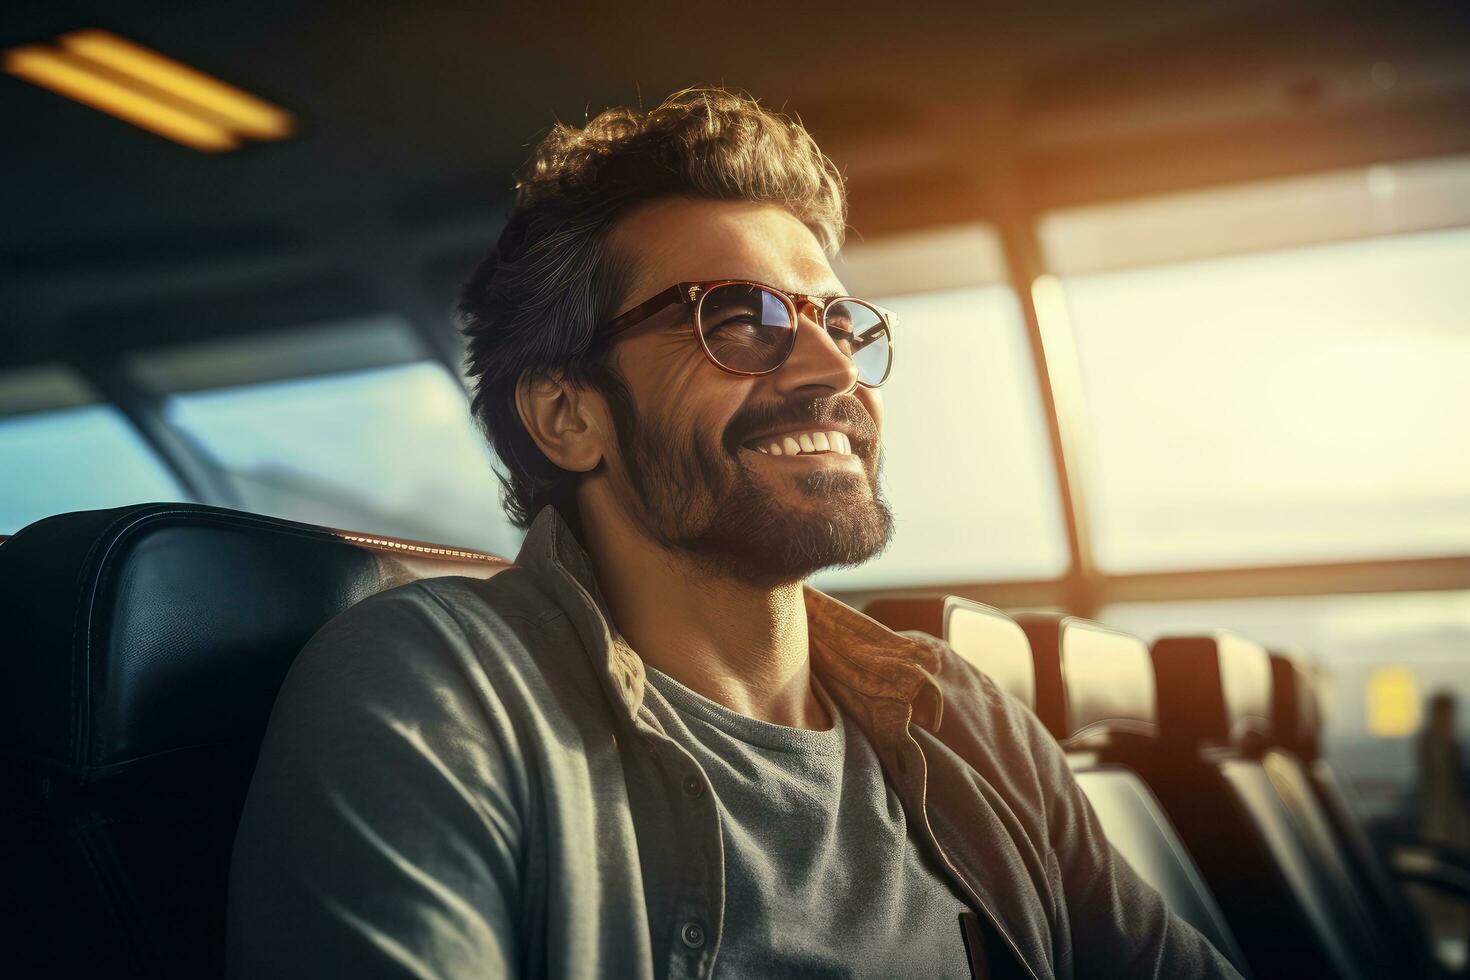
top-left (619, 334), bottom-right (757, 453)
top-left (620, 343), bottom-right (700, 420)
top-left (640, 367), bottom-right (743, 453)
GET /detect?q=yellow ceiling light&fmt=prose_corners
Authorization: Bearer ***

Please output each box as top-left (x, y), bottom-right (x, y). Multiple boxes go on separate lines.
top-left (4, 45), bottom-right (239, 152)
top-left (59, 30), bottom-right (293, 141)
top-left (3, 30), bottom-right (293, 152)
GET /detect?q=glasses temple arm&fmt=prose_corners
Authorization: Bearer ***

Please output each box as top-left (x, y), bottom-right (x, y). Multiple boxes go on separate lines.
top-left (601, 285), bottom-right (686, 339)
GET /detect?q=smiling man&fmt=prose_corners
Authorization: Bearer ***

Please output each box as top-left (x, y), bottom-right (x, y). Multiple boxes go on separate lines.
top-left (226, 89), bottom-right (1240, 979)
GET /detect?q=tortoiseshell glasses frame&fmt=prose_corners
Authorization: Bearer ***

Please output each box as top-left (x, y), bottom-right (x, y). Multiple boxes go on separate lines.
top-left (600, 279), bottom-right (895, 388)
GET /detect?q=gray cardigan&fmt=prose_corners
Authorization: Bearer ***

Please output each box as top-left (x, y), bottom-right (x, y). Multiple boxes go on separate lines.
top-left (226, 506), bottom-right (1240, 979)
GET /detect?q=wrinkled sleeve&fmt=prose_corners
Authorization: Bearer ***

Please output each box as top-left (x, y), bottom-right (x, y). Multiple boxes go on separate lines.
top-left (226, 585), bottom-right (526, 979)
top-left (1007, 686), bottom-right (1243, 980)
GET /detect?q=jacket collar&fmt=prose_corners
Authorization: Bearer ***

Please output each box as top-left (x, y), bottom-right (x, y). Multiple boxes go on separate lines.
top-left (515, 505), bottom-right (945, 734)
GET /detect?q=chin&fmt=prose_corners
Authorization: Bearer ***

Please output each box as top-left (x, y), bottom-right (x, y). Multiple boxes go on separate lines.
top-left (627, 429), bottom-right (894, 586)
top-left (672, 470), bottom-right (895, 587)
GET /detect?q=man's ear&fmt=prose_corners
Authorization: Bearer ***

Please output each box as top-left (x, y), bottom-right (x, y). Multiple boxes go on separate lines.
top-left (514, 369), bottom-right (605, 473)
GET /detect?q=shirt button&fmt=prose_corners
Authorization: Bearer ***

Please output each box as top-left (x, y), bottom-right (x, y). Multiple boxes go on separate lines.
top-left (681, 775), bottom-right (705, 799)
top-left (681, 921), bottom-right (706, 949)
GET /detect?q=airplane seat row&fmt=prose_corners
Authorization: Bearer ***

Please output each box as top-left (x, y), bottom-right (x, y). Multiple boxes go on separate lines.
top-left (1267, 651), bottom-right (1439, 975)
top-left (1148, 633), bottom-right (1391, 978)
top-left (886, 595), bottom-right (1454, 979)
top-left (999, 605), bottom-right (1252, 975)
top-left (939, 600), bottom-right (1250, 969)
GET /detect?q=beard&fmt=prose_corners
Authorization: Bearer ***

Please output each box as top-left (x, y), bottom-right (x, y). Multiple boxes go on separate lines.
top-left (606, 391), bottom-right (895, 588)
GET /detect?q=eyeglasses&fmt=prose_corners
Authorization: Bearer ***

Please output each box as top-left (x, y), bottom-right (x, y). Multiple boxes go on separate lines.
top-left (601, 280), bottom-right (895, 388)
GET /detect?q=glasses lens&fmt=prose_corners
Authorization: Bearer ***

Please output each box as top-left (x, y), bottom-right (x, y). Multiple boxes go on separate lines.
top-left (826, 300), bottom-right (892, 386)
top-left (699, 284), bottom-right (795, 373)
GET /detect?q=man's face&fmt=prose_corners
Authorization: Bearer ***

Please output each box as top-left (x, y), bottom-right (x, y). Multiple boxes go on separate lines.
top-left (595, 197), bottom-right (893, 588)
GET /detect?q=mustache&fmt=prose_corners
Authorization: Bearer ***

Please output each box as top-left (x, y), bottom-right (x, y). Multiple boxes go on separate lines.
top-left (725, 395), bottom-right (879, 454)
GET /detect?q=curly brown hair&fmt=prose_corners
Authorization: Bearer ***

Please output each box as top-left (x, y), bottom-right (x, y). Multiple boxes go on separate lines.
top-left (458, 87), bottom-right (847, 530)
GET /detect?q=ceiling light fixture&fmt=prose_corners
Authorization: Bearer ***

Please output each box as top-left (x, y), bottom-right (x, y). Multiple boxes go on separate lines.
top-left (3, 30), bottom-right (294, 152)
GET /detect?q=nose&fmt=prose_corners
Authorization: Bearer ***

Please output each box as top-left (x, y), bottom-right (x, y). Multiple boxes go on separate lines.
top-left (772, 302), bottom-right (859, 396)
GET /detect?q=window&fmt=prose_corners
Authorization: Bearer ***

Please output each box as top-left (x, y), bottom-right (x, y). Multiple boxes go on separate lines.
top-left (813, 226), bottom-right (1068, 591)
top-left (1041, 157), bottom-right (1470, 572)
top-left (0, 364), bottom-right (186, 533)
top-left (131, 318), bottom-right (525, 557)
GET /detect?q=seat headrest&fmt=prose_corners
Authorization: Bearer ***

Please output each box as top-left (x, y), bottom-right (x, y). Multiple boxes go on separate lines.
top-left (0, 503), bottom-right (511, 784)
top-left (1014, 613), bottom-right (1157, 745)
top-left (1151, 632), bottom-right (1273, 751)
top-left (942, 596), bottom-right (1035, 708)
top-left (1268, 650), bottom-right (1321, 760)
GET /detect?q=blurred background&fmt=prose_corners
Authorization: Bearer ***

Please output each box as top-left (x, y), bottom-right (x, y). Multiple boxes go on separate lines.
top-left (3, 0), bottom-right (1469, 865)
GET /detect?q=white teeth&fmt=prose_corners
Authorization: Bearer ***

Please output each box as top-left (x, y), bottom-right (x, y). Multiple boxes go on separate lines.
top-left (750, 430), bottom-right (855, 457)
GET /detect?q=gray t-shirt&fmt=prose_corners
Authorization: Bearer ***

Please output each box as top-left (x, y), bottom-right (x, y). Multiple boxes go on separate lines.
top-left (643, 665), bottom-right (975, 978)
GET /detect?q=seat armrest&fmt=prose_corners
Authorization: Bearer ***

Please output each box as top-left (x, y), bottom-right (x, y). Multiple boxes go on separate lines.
top-left (1392, 858), bottom-right (1470, 904)
top-left (1389, 838), bottom-right (1470, 877)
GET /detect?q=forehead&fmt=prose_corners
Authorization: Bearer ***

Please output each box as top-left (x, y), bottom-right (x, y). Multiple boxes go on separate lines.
top-left (611, 197), bottom-right (844, 303)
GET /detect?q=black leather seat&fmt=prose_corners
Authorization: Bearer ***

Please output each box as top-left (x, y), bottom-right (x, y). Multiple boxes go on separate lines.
top-left (0, 503), bottom-right (510, 978)
top-left (942, 598), bottom-right (1250, 973)
top-left (1149, 633), bottom-right (1401, 979)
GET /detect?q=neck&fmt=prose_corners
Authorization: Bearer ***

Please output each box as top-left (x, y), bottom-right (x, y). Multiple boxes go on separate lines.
top-left (577, 499), bottom-right (830, 731)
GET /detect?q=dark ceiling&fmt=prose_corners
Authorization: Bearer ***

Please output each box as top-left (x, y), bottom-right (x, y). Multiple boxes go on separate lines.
top-left (3, 0), bottom-right (1468, 356)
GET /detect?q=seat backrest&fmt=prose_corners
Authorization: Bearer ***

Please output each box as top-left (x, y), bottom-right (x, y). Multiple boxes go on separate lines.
top-left (942, 600), bottom-right (1248, 970)
top-left (941, 595), bottom-right (1034, 705)
top-left (0, 503), bottom-right (511, 978)
top-left (1008, 612), bottom-right (1160, 749)
top-left (1269, 651), bottom-right (1321, 762)
top-left (1008, 610), bottom-right (1250, 973)
top-left (1151, 633), bottom-right (1393, 980)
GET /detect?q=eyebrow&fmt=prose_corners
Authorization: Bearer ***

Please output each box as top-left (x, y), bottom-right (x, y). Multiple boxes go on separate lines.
top-left (761, 278), bottom-right (848, 299)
